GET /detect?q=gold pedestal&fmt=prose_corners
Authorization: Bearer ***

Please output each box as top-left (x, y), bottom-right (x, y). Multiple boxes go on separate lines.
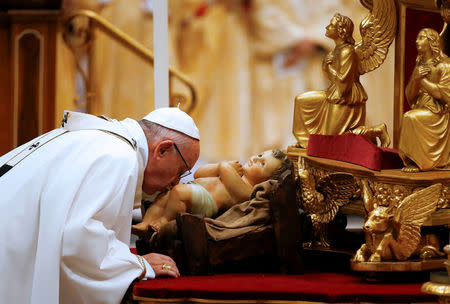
top-left (287, 147), bottom-right (450, 272)
top-left (287, 146), bottom-right (450, 220)
top-left (351, 259), bottom-right (446, 272)
top-left (422, 272), bottom-right (450, 304)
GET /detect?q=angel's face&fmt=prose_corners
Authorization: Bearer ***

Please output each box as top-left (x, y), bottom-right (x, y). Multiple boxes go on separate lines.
top-left (325, 17), bottom-right (339, 39)
top-left (416, 31), bottom-right (430, 54)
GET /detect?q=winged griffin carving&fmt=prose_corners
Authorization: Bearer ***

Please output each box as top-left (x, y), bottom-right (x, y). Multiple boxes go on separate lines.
top-left (353, 182), bottom-right (445, 262)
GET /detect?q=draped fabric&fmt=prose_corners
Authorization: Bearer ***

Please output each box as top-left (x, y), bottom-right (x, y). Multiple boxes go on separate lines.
top-left (205, 180), bottom-right (276, 241)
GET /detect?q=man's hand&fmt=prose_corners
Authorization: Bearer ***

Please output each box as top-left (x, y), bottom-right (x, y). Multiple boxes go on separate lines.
top-left (228, 160), bottom-right (243, 176)
top-left (143, 253), bottom-right (180, 278)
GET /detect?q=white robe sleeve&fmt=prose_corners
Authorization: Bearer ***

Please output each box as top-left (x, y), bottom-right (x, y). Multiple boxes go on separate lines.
top-left (59, 146), bottom-right (154, 304)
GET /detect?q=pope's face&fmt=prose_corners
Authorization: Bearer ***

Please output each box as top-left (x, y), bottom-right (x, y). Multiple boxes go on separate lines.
top-left (243, 150), bottom-right (282, 185)
top-left (142, 140), bottom-right (199, 194)
top-left (416, 31), bottom-right (430, 54)
top-left (142, 160), bottom-right (180, 195)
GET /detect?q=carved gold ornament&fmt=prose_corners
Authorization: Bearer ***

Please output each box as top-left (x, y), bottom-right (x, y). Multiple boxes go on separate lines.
top-left (354, 183), bottom-right (445, 262)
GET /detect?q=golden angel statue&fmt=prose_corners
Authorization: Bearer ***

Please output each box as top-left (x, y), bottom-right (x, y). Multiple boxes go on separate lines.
top-left (292, 0), bottom-right (396, 148)
top-left (399, 28), bottom-right (450, 172)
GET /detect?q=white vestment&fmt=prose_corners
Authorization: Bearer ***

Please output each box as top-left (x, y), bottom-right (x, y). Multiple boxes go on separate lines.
top-left (0, 112), bottom-right (155, 304)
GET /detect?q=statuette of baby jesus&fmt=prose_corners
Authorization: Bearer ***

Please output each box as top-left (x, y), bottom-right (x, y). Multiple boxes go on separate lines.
top-left (132, 149), bottom-right (292, 237)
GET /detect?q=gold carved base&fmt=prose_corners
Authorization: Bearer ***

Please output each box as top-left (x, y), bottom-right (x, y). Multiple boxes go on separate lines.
top-left (422, 278), bottom-right (450, 304)
top-left (287, 146), bottom-right (450, 220)
top-left (351, 258), bottom-right (446, 272)
top-left (422, 270), bottom-right (450, 304)
top-left (287, 146), bottom-right (450, 272)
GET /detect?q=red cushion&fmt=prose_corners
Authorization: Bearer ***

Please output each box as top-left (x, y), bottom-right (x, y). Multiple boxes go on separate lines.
top-left (306, 134), bottom-right (403, 171)
top-left (133, 272), bottom-right (435, 303)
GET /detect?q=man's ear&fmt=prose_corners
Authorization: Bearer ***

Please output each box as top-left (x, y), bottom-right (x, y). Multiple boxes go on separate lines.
top-left (155, 140), bottom-right (174, 158)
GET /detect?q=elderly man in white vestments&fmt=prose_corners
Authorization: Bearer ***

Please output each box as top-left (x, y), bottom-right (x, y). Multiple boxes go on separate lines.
top-left (0, 107), bottom-right (200, 304)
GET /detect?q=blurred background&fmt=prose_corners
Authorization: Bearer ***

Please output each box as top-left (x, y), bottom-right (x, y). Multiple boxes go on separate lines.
top-left (0, 0), bottom-right (397, 240)
top-left (0, 0), bottom-right (395, 166)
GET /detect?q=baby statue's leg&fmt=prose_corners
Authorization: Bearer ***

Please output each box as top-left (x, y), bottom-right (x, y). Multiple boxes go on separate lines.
top-left (158, 184), bottom-right (193, 229)
top-left (132, 191), bottom-right (170, 238)
top-left (133, 184), bottom-right (193, 237)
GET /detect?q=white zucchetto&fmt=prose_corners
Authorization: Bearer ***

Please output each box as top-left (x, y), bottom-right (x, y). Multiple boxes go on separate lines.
top-left (142, 107), bottom-right (200, 140)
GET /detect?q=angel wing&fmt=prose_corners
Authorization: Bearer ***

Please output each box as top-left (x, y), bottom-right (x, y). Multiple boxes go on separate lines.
top-left (355, 0), bottom-right (397, 75)
top-left (393, 183), bottom-right (442, 258)
top-left (312, 173), bottom-right (357, 223)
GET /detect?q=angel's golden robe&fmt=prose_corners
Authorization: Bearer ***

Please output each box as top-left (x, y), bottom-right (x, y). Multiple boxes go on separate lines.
top-left (399, 59), bottom-right (450, 171)
top-left (293, 42), bottom-right (367, 148)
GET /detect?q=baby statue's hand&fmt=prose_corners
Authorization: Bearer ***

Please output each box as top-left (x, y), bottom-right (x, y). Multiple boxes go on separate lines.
top-left (228, 160), bottom-right (243, 176)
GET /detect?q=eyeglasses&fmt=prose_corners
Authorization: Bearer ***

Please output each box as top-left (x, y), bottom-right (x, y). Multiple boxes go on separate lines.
top-left (173, 143), bottom-right (192, 178)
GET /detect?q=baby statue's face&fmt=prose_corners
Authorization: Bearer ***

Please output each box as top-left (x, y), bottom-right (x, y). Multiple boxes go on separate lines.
top-left (243, 150), bottom-right (282, 185)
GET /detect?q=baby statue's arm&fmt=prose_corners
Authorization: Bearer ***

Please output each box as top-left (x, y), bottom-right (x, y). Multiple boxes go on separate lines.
top-left (218, 162), bottom-right (252, 203)
top-left (194, 163), bottom-right (220, 178)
